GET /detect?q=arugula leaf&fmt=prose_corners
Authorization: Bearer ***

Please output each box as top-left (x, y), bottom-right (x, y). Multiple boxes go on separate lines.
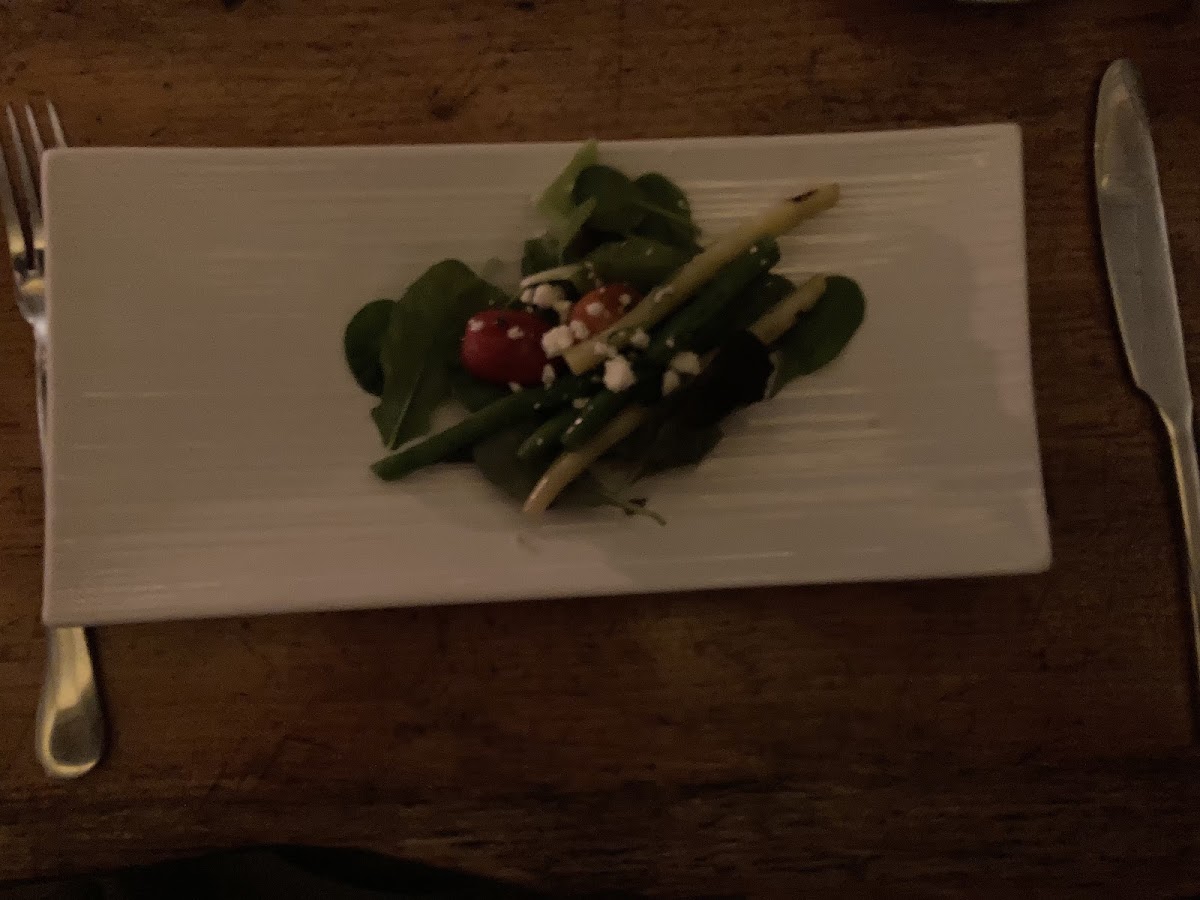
top-left (473, 425), bottom-right (664, 523)
top-left (769, 275), bottom-right (865, 397)
top-left (370, 260), bottom-right (502, 448)
top-left (584, 235), bottom-right (695, 292)
top-left (536, 140), bottom-right (600, 221)
top-left (633, 172), bottom-right (700, 250)
top-left (343, 298), bottom-right (396, 396)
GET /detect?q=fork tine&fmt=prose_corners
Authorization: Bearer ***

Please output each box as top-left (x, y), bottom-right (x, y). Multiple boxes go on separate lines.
top-left (0, 107), bottom-right (30, 273)
top-left (25, 105), bottom-right (45, 162)
top-left (46, 102), bottom-right (66, 148)
top-left (6, 106), bottom-right (44, 255)
top-left (24, 105), bottom-right (45, 163)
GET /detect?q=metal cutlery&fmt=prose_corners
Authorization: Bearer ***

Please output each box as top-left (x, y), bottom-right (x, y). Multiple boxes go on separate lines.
top-left (1096, 60), bottom-right (1200, 692)
top-left (1, 101), bottom-right (106, 778)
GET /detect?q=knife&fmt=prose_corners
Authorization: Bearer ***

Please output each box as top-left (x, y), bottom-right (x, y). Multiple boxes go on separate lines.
top-left (1095, 59), bottom-right (1200, 689)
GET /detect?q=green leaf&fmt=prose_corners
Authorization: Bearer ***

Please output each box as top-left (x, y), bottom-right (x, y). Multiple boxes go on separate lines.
top-left (548, 196), bottom-right (598, 250)
top-left (343, 298), bottom-right (395, 397)
top-left (633, 172), bottom-right (700, 249)
top-left (473, 425), bottom-right (664, 523)
top-left (769, 275), bottom-right (866, 397)
top-left (472, 425), bottom-right (546, 500)
top-left (584, 236), bottom-right (694, 292)
top-left (451, 364), bottom-right (509, 412)
top-left (729, 273), bottom-right (795, 332)
top-left (634, 172), bottom-right (692, 218)
top-left (371, 303), bottom-right (430, 446)
top-left (571, 164), bottom-right (648, 234)
top-left (522, 236), bottom-right (561, 277)
top-left (613, 415), bottom-right (725, 482)
top-left (536, 139), bottom-right (599, 221)
top-left (370, 260), bottom-right (501, 448)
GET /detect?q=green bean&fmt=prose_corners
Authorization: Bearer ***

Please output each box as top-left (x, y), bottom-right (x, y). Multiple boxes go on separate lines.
top-left (561, 390), bottom-right (634, 450)
top-left (517, 407), bottom-right (580, 465)
top-left (372, 375), bottom-right (589, 481)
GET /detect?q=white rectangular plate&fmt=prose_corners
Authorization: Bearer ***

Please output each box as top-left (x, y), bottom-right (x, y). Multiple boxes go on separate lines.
top-left (42, 126), bottom-right (1049, 626)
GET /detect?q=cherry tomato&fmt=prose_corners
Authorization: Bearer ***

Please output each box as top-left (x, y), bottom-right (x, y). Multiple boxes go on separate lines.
top-left (569, 283), bottom-right (642, 335)
top-left (460, 309), bottom-right (550, 386)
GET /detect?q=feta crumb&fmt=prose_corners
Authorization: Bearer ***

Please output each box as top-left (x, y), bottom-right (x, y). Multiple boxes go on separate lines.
top-left (592, 340), bottom-right (617, 358)
top-left (506, 326), bottom-right (525, 340)
top-left (602, 355), bottom-right (638, 392)
top-left (661, 369), bottom-right (682, 396)
top-left (530, 282), bottom-right (566, 310)
top-left (618, 292), bottom-right (633, 308)
top-left (569, 319), bottom-right (591, 341)
top-left (670, 351), bottom-right (702, 375)
top-left (508, 382), bottom-right (523, 392)
top-left (585, 301), bottom-right (605, 317)
top-left (629, 328), bottom-right (650, 349)
top-left (665, 336), bottom-right (676, 349)
top-left (541, 324), bottom-right (576, 357)
top-left (541, 363), bottom-right (556, 386)
top-left (572, 397), bottom-right (588, 409)
top-left (520, 287), bottom-right (535, 305)
top-left (749, 244), bottom-right (759, 255)
top-left (467, 318), bottom-right (486, 332)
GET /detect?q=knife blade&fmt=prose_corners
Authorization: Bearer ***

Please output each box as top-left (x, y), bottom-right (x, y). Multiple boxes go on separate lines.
top-left (1096, 58), bottom-right (1200, 694)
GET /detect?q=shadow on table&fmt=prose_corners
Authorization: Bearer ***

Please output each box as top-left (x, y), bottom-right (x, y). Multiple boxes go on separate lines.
top-left (0, 845), bottom-right (547, 900)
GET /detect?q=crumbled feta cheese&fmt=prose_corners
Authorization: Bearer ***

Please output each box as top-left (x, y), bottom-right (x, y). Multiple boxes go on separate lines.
top-left (629, 328), bottom-right (650, 349)
top-left (569, 319), bottom-right (591, 341)
top-left (541, 324), bottom-right (576, 357)
top-left (508, 382), bottom-right (522, 392)
top-left (467, 318), bottom-right (486, 332)
top-left (541, 363), bottom-right (556, 386)
top-left (585, 301), bottom-right (605, 317)
top-left (665, 336), bottom-right (676, 349)
top-left (661, 369), bottom-right (682, 396)
top-left (603, 356), bottom-right (638, 392)
top-left (749, 244), bottom-right (759, 255)
top-left (572, 397), bottom-right (588, 409)
top-left (520, 287), bottom-right (535, 305)
top-left (530, 282), bottom-right (566, 310)
top-left (670, 351), bottom-right (702, 375)
top-left (593, 340), bottom-right (617, 358)
top-left (506, 326), bottom-right (525, 340)
top-left (618, 292), bottom-right (633, 308)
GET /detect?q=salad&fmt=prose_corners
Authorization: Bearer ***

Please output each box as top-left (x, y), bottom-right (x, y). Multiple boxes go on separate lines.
top-left (342, 141), bottom-right (864, 522)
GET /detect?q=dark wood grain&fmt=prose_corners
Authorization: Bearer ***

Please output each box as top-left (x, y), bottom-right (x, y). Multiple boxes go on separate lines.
top-left (2, 0), bottom-right (1199, 895)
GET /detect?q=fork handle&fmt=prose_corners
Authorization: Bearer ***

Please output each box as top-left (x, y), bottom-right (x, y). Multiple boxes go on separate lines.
top-left (1163, 411), bottom-right (1200, 694)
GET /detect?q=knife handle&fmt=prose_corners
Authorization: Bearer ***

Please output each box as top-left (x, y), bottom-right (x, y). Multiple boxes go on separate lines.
top-left (1163, 411), bottom-right (1200, 688)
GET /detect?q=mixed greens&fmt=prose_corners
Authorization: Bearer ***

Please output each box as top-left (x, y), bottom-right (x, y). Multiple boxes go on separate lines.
top-left (343, 140), bottom-right (865, 521)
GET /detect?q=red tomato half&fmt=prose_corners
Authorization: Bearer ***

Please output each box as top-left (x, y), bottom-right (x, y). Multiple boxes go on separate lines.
top-left (460, 309), bottom-right (550, 386)
top-left (569, 283), bottom-right (642, 335)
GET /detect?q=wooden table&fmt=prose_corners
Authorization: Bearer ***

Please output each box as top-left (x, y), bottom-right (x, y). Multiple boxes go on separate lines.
top-left (2, 0), bottom-right (1199, 894)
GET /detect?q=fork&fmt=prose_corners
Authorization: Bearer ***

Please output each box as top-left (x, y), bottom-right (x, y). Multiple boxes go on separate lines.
top-left (1, 101), bottom-right (105, 778)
